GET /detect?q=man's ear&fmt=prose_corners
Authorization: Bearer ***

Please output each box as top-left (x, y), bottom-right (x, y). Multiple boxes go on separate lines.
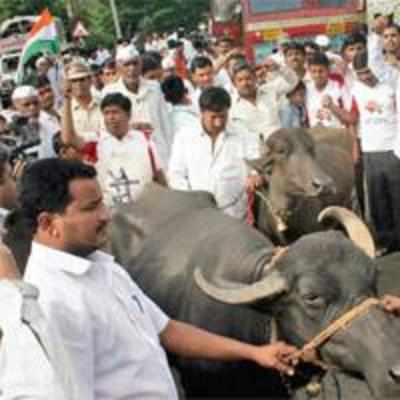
top-left (37, 212), bottom-right (59, 237)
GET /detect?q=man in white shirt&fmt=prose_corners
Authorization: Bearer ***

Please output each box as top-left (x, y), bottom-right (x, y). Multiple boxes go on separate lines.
top-left (12, 85), bottom-right (59, 159)
top-left (62, 92), bottom-right (167, 207)
top-left (65, 61), bottom-right (105, 142)
top-left (103, 45), bottom-right (173, 168)
top-left (306, 52), bottom-right (356, 129)
top-left (169, 86), bottom-right (261, 220)
top-left (21, 158), bottom-right (296, 399)
top-left (161, 75), bottom-right (201, 142)
top-left (352, 50), bottom-right (400, 252)
top-left (229, 61), bottom-right (298, 141)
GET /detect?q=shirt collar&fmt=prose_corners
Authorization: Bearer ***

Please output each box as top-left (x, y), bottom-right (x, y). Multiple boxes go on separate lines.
top-left (71, 97), bottom-right (99, 111)
top-left (30, 242), bottom-right (114, 276)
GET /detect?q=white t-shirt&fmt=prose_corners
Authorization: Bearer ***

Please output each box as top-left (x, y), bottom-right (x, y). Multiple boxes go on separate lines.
top-left (95, 129), bottom-right (161, 207)
top-left (306, 79), bottom-right (346, 128)
top-left (352, 81), bottom-right (398, 153)
top-left (24, 242), bottom-right (178, 400)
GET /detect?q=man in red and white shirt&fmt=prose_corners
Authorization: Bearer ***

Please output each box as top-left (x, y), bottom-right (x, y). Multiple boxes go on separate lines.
top-left (306, 52), bottom-right (357, 129)
top-left (352, 50), bottom-right (400, 252)
top-left (62, 92), bottom-right (167, 207)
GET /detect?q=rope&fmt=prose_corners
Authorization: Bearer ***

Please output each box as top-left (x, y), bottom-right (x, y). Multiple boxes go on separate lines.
top-left (290, 298), bottom-right (381, 367)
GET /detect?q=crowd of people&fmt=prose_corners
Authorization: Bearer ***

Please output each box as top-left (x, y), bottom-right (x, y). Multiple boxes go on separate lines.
top-left (0, 12), bottom-right (400, 399)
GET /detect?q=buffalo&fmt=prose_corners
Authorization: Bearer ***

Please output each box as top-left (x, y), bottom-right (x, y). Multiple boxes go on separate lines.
top-left (247, 128), bottom-right (355, 244)
top-left (110, 184), bottom-right (400, 399)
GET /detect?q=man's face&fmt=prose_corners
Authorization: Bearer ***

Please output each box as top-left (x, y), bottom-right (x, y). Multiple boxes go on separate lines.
top-left (356, 67), bottom-right (377, 87)
top-left (305, 45), bottom-right (317, 65)
top-left (102, 66), bottom-right (118, 85)
top-left (383, 27), bottom-right (400, 54)
top-left (217, 40), bottom-right (233, 56)
top-left (343, 42), bottom-right (366, 64)
top-left (143, 68), bottom-right (163, 82)
top-left (201, 109), bottom-right (229, 136)
top-left (119, 58), bottom-right (142, 87)
top-left (0, 163), bottom-right (17, 210)
top-left (15, 96), bottom-right (40, 119)
top-left (233, 69), bottom-right (257, 99)
top-left (192, 66), bottom-right (214, 89)
top-left (102, 104), bottom-right (130, 139)
top-left (37, 84), bottom-right (55, 111)
top-left (70, 76), bottom-right (92, 99)
top-left (37, 60), bottom-right (50, 76)
top-left (309, 64), bottom-right (329, 89)
top-left (51, 178), bottom-right (110, 256)
top-left (285, 49), bottom-right (306, 71)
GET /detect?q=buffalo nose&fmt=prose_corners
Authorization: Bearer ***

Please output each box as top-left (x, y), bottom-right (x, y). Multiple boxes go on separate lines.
top-left (389, 364), bottom-right (400, 383)
top-left (312, 176), bottom-right (336, 195)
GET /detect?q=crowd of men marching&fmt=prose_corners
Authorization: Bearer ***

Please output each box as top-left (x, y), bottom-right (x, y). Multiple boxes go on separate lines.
top-left (1, 12), bottom-right (400, 399)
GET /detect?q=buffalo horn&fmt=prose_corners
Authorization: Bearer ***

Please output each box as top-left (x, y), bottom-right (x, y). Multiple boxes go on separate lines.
top-left (318, 206), bottom-right (375, 258)
top-left (194, 269), bottom-right (288, 305)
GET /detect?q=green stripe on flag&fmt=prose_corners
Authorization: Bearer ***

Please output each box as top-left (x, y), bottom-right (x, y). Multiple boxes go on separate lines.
top-left (20, 39), bottom-right (60, 66)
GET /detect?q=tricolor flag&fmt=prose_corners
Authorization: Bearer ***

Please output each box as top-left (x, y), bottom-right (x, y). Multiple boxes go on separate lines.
top-left (16, 9), bottom-right (60, 83)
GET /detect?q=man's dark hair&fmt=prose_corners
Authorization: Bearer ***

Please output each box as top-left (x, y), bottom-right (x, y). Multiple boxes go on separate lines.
top-left (190, 56), bottom-right (213, 74)
top-left (199, 87), bottom-right (231, 112)
top-left (341, 33), bottom-right (367, 53)
top-left (217, 36), bottom-right (234, 47)
top-left (287, 80), bottom-right (306, 98)
top-left (231, 62), bottom-right (254, 79)
top-left (384, 24), bottom-right (400, 34)
top-left (308, 52), bottom-right (330, 68)
top-left (303, 41), bottom-right (319, 53)
top-left (17, 158), bottom-right (97, 233)
top-left (102, 58), bottom-right (116, 70)
top-left (161, 76), bottom-right (186, 105)
top-left (353, 50), bottom-right (369, 71)
top-left (100, 93), bottom-right (132, 114)
top-left (142, 52), bottom-right (162, 75)
top-left (284, 42), bottom-right (305, 55)
top-left (35, 75), bottom-right (51, 89)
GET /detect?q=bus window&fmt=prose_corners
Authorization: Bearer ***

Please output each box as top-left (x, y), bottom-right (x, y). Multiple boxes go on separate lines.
top-left (249, 0), bottom-right (304, 14)
top-left (319, 0), bottom-right (347, 7)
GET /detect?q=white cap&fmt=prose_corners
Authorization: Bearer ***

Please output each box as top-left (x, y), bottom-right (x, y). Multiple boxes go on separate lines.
top-left (12, 86), bottom-right (38, 101)
top-left (116, 45), bottom-right (140, 63)
top-left (35, 56), bottom-right (49, 68)
top-left (315, 34), bottom-right (330, 48)
top-left (162, 55), bottom-right (175, 70)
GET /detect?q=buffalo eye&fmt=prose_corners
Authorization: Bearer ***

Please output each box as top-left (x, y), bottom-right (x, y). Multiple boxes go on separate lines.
top-left (302, 293), bottom-right (326, 309)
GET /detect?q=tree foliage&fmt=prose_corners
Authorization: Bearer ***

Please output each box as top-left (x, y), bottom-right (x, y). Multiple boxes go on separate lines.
top-left (0, 0), bottom-right (210, 47)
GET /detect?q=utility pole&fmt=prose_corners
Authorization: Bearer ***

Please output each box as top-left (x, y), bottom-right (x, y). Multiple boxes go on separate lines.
top-left (109, 0), bottom-right (122, 39)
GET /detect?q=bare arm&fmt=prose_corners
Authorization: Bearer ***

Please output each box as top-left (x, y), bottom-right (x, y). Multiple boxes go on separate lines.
top-left (160, 319), bottom-right (296, 374)
top-left (0, 243), bottom-right (20, 279)
top-left (61, 87), bottom-right (86, 150)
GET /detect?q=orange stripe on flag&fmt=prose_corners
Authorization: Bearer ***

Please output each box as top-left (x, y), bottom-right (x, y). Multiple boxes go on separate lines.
top-left (28, 8), bottom-right (53, 38)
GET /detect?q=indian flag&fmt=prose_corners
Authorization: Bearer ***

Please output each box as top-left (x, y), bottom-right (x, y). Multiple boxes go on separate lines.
top-left (16, 9), bottom-right (60, 83)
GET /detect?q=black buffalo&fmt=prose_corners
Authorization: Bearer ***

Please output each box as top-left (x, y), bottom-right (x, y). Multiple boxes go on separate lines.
top-left (247, 128), bottom-right (355, 244)
top-left (110, 184), bottom-right (400, 399)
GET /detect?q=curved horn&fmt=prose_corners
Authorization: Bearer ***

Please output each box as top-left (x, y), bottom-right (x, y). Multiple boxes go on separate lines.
top-left (318, 206), bottom-right (375, 258)
top-left (194, 269), bottom-right (288, 305)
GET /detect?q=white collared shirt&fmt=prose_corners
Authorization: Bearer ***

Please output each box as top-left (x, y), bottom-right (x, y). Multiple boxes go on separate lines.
top-left (38, 111), bottom-right (60, 159)
top-left (168, 127), bottom-right (259, 220)
top-left (306, 79), bottom-right (345, 128)
top-left (229, 66), bottom-right (298, 140)
top-left (168, 104), bottom-right (201, 144)
top-left (0, 280), bottom-right (79, 400)
top-left (103, 78), bottom-right (173, 168)
top-left (70, 97), bottom-right (105, 142)
top-left (95, 129), bottom-right (161, 207)
top-left (24, 242), bottom-right (178, 400)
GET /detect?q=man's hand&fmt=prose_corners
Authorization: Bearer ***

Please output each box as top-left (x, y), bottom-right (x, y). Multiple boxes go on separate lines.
top-left (131, 122), bottom-right (154, 133)
top-left (252, 342), bottom-right (297, 375)
top-left (382, 295), bottom-right (400, 315)
top-left (246, 174), bottom-right (264, 192)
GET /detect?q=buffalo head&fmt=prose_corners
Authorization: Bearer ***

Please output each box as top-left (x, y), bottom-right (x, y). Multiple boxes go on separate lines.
top-left (247, 128), bottom-right (336, 220)
top-left (211, 0), bottom-right (241, 22)
top-left (196, 208), bottom-right (400, 399)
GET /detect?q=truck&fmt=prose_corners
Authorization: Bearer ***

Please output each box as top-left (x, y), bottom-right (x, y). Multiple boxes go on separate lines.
top-left (210, 0), bottom-right (400, 64)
